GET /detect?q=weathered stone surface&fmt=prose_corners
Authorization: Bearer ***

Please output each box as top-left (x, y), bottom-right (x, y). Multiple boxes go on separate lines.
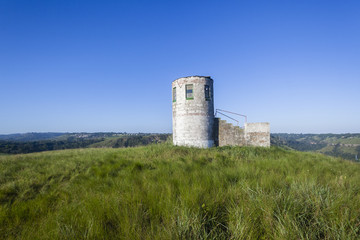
top-left (172, 76), bottom-right (214, 148)
top-left (213, 119), bottom-right (270, 147)
top-left (245, 122), bottom-right (270, 147)
top-left (214, 118), bottom-right (246, 146)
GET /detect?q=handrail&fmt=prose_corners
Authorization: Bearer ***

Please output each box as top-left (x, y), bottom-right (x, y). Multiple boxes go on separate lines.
top-left (216, 112), bottom-right (239, 126)
top-left (216, 109), bottom-right (247, 123)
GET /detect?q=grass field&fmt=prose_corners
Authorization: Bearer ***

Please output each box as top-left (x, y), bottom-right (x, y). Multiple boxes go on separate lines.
top-left (1, 144), bottom-right (360, 239)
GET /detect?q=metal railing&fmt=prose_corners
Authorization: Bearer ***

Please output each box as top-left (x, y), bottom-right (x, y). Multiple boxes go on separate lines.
top-left (215, 109), bottom-right (247, 126)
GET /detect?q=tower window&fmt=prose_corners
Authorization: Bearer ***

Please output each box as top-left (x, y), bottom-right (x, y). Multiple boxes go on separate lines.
top-left (172, 87), bottom-right (176, 102)
top-left (205, 85), bottom-right (210, 100)
top-left (186, 84), bottom-right (194, 99)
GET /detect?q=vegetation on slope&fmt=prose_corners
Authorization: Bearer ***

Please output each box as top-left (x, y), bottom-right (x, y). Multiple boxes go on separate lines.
top-left (0, 132), bottom-right (66, 142)
top-left (272, 133), bottom-right (360, 161)
top-left (0, 134), bottom-right (170, 154)
top-left (2, 132), bottom-right (360, 162)
top-left (1, 145), bottom-right (360, 239)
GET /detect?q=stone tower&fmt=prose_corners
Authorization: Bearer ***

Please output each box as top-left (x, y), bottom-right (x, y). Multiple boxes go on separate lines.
top-left (172, 76), bottom-right (214, 148)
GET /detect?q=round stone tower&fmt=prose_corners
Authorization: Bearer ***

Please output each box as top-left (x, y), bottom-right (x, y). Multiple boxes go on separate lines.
top-left (172, 76), bottom-right (214, 148)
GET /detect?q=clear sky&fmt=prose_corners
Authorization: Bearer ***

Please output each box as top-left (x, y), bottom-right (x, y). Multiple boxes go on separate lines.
top-left (1, 0), bottom-right (359, 134)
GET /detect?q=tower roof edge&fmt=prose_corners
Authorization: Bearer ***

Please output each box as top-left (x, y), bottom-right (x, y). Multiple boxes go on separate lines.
top-left (172, 76), bottom-right (212, 83)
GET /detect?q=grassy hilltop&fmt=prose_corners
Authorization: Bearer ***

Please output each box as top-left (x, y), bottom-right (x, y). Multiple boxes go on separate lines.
top-left (1, 145), bottom-right (360, 239)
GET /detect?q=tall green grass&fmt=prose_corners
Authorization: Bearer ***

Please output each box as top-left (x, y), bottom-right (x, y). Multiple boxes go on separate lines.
top-left (1, 144), bottom-right (360, 239)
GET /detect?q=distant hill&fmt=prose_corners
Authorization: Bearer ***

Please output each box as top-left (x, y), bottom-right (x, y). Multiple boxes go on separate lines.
top-left (0, 132), bottom-right (135, 142)
top-left (0, 132), bottom-right (66, 141)
top-left (271, 133), bottom-right (360, 161)
top-left (0, 133), bottom-right (171, 154)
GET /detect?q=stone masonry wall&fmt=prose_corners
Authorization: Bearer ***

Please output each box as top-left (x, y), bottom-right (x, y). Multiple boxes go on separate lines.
top-left (214, 118), bottom-right (246, 146)
top-left (213, 118), bottom-right (270, 147)
top-left (244, 122), bottom-right (270, 147)
top-left (172, 76), bottom-right (214, 148)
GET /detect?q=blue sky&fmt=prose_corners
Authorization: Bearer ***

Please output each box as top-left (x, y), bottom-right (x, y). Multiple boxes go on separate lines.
top-left (1, 0), bottom-right (359, 134)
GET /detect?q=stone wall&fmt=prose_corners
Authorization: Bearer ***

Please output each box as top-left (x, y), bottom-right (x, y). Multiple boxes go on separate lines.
top-left (214, 118), bottom-right (246, 146)
top-left (213, 118), bottom-right (270, 147)
top-left (244, 122), bottom-right (270, 147)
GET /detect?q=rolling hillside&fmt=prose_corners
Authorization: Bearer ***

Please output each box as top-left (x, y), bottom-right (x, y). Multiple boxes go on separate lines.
top-left (1, 144), bottom-right (360, 239)
top-left (272, 133), bottom-right (360, 161)
top-left (0, 133), bottom-right (170, 154)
